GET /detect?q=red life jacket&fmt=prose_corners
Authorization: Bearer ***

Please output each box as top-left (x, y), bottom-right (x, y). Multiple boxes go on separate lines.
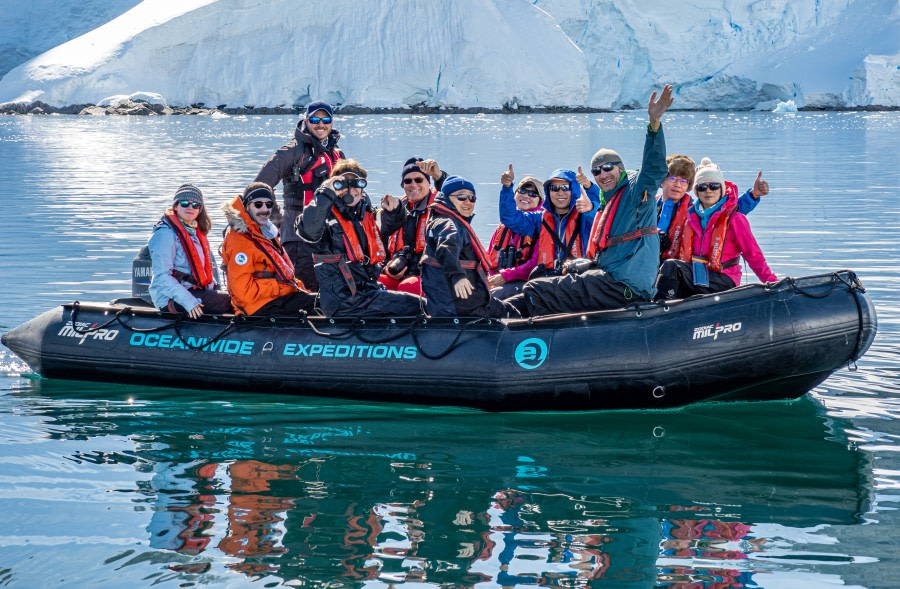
top-left (536, 209), bottom-right (582, 270)
top-left (586, 186), bottom-right (657, 259)
top-left (298, 148), bottom-right (344, 206)
top-left (387, 190), bottom-right (435, 255)
top-left (488, 225), bottom-right (536, 271)
top-left (162, 210), bottom-right (214, 288)
top-left (428, 202), bottom-right (492, 273)
top-left (661, 195), bottom-right (692, 260)
top-left (333, 207), bottom-right (386, 265)
top-left (677, 184), bottom-right (740, 272)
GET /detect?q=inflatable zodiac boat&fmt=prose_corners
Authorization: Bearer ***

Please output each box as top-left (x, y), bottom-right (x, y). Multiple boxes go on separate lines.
top-left (1, 271), bottom-right (877, 410)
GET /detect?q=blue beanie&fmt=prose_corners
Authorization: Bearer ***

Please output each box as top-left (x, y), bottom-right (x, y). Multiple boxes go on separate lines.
top-left (305, 100), bottom-right (334, 118)
top-left (442, 175), bottom-right (476, 197)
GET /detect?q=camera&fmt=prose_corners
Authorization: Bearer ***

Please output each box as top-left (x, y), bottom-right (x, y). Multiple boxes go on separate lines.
top-left (561, 258), bottom-right (594, 275)
top-left (385, 246), bottom-right (410, 277)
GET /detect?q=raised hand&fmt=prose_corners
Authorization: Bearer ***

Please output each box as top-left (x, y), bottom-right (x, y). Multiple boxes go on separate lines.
top-left (574, 192), bottom-right (593, 213)
top-left (575, 165), bottom-right (591, 189)
top-left (418, 159), bottom-right (441, 180)
top-left (751, 171), bottom-right (770, 198)
top-left (500, 163), bottom-right (515, 187)
top-left (322, 176), bottom-right (348, 196)
top-left (381, 193), bottom-right (400, 211)
top-left (454, 277), bottom-right (474, 299)
top-left (648, 84), bottom-right (674, 131)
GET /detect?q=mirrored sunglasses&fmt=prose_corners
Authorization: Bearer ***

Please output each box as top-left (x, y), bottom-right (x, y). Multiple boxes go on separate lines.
top-left (452, 194), bottom-right (477, 203)
top-left (307, 116), bottom-right (332, 125)
top-left (177, 200), bottom-right (202, 209)
top-left (548, 185), bottom-right (571, 192)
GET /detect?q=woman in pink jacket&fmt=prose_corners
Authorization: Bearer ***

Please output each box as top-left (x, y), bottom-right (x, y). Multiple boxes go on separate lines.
top-left (486, 175), bottom-right (543, 300)
top-left (654, 158), bottom-right (777, 300)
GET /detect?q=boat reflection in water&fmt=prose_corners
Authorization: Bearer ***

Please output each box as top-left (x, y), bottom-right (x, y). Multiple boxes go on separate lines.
top-left (22, 382), bottom-right (869, 586)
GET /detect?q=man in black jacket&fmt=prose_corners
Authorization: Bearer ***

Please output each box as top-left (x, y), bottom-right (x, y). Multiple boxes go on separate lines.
top-left (255, 100), bottom-right (344, 291)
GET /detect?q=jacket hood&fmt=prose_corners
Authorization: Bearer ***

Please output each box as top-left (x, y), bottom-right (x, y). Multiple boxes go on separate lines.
top-left (542, 168), bottom-right (581, 214)
top-left (434, 191), bottom-right (474, 221)
top-left (294, 120), bottom-right (341, 151)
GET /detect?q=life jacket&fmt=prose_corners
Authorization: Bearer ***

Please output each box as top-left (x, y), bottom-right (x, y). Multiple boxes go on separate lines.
top-left (159, 210), bottom-right (214, 288)
top-left (488, 225), bottom-right (536, 271)
top-left (660, 195), bottom-right (692, 260)
top-left (333, 206), bottom-right (386, 265)
top-left (677, 185), bottom-right (740, 273)
top-left (586, 185), bottom-right (658, 259)
top-left (536, 209), bottom-right (582, 270)
top-left (427, 202), bottom-right (492, 273)
top-left (387, 190), bottom-right (436, 255)
top-left (283, 146), bottom-right (344, 208)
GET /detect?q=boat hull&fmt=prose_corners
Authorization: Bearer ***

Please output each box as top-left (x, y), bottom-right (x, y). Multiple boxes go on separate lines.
top-left (1, 271), bottom-right (878, 410)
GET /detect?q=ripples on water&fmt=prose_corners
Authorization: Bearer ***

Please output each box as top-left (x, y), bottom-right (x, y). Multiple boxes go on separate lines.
top-left (0, 112), bottom-right (898, 587)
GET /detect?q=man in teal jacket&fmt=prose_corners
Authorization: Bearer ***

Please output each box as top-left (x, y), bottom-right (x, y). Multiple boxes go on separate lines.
top-left (511, 85), bottom-right (674, 316)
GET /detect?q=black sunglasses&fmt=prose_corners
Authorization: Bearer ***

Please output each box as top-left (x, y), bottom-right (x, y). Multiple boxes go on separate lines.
top-left (307, 116), bottom-right (332, 125)
top-left (517, 187), bottom-right (540, 198)
top-left (251, 200), bottom-right (275, 209)
top-left (403, 176), bottom-right (427, 185)
top-left (177, 200), bottom-right (202, 209)
top-left (548, 185), bottom-right (571, 192)
top-left (591, 162), bottom-right (621, 175)
top-left (695, 182), bottom-right (722, 192)
top-left (452, 194), bottom-right (477, 203)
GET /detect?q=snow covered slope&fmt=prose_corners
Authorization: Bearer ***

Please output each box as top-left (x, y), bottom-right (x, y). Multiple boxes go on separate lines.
top-left (0, 0), bottom-right (896, 110)
top-left (0, 0), bottom-right (140, 79)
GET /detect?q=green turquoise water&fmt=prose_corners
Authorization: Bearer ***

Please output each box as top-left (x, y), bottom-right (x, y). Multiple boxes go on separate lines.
top-left (1, 113), bottom-right (898, 587)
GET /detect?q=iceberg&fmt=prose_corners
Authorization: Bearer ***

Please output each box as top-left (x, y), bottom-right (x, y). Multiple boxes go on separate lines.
top-left (0, 0), bottom-right (897, 111)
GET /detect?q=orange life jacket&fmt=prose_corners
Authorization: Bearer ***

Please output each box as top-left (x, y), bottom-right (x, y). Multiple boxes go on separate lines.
top-left (536, 209), bottom-right (582, 270)
top-left (333, 206), bottom-right (386, 265)
top-left (428, 202), bottom-right (492, 273)
top-left (294, 148), bottom-right (344, 206)
top-left (488, 225), bottom-right (536, 271)
top-left (162, 210), bottom-right (214, 288)
top-left (660, 195), bottom-right (692, 260)
top-left (677, 192), bottom-right (739, 273)
top-left (387, 190), bottom-right (435, 255)
top-left (586, 185), bottom-right (658, 259)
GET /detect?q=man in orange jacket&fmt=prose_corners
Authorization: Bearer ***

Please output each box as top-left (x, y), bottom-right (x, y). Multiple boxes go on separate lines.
top-left (221, 183), bottom-right (317, 316)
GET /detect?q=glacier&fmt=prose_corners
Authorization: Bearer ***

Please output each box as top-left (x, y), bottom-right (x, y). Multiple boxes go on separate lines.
top-left (0, 0), bottom-right (897, 111)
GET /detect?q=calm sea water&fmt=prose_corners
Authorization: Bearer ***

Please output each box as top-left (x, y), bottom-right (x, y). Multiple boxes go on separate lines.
top-left (0, 112), bottom-right (898, 588)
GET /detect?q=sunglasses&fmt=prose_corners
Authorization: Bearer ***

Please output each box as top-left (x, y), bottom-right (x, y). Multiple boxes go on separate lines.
top-left (451, 194), bottom-right (477, 203)
top-left (667, 176), bottom-right (689, 186)
top-left (403, 176), bottom-right (427, 185)
top-left (695, 182), bottom-right (722, 192)
top-left (307, 116), bottom-right (332, 125)
top-left (517, 187), bottom-right (540, 198)
top-left (591, 162), bottom-right (621, 175)
top-left (548, 185), bottom-right (571, 192)
top-left (251, 200), bottom-right (275, 209)
top-left (177, 200), bottom-right (202, 209)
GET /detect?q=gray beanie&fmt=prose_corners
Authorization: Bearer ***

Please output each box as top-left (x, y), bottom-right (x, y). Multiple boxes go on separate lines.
top-left (174, 183), bottom-right (203, 203)
top-left (693, 157), bottom-right (726, 188)
top-left (590, 148), bottom-right (624, 170)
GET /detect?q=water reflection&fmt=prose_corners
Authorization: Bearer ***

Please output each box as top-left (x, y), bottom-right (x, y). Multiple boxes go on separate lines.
top-left (7, 382), bottom-right (870, 586)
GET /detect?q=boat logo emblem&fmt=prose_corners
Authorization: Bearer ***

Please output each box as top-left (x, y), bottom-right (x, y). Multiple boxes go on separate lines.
top-left (235, 252), bottom-right (249, 265)
top-left (692, 321), bottom-right (742, 341)
top-left (515, 338), bottom-right (548, 370)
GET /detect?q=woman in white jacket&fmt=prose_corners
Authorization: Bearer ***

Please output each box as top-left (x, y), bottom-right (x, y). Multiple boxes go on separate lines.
top-left (147, 184), bottom-right (232, 317)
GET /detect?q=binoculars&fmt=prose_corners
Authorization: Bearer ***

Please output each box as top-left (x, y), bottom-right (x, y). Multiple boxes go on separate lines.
top-left (497, 245), bottom-right (521, 269)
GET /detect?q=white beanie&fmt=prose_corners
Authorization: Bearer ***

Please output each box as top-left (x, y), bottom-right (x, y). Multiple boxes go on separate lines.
top-left (693, 157), bottom-right (725, 188)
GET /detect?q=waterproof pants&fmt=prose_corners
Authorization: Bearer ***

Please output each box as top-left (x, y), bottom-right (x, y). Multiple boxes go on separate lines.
top-left (654, 259), bottom-right (736, 300)
top-left (510, 269), bottom-right (639, 317)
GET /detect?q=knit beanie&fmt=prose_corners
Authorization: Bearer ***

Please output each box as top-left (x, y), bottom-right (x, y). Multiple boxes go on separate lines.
top-left (442, 175), bottom-right (476, 197)
top-left (590, 148), bottom-right (624, 170)
top-left (401, 163), bottom-right (428, 182)
top-left (173, 183), bottom-right (203, 204)
top-left (693, 157), bottom-right (725, 188)
top-left (241, 182), bottom-right (275, 206)
top-left (305, 100), bottom-right (334, 119)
